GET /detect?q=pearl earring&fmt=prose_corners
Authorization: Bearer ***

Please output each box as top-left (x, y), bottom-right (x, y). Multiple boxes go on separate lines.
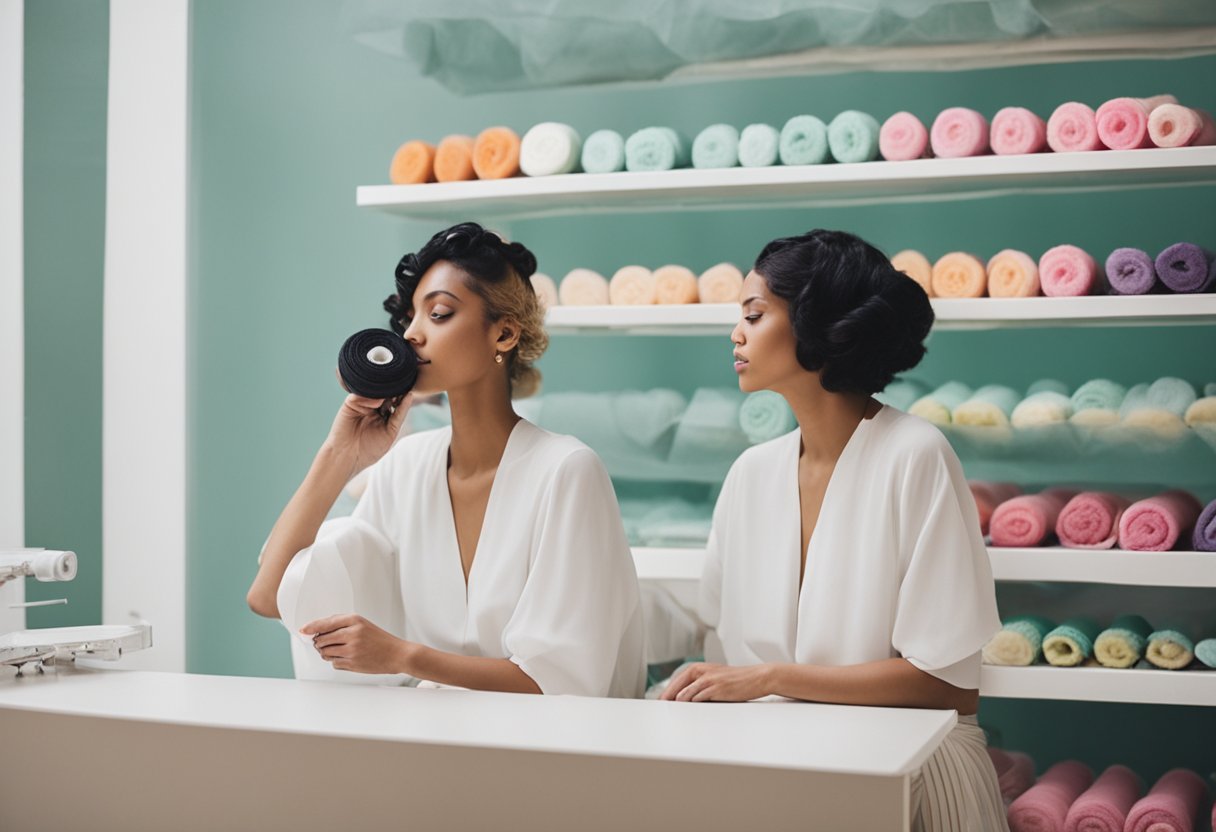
top-left (494, 353), bottom-right (504, 365)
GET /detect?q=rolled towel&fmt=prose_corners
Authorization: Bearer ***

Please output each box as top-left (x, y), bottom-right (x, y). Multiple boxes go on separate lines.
top-left (779, 115), bottom-right (830, 166)
top-left (827, 110), bottom-right (880, 164)
top-left (932, 251), bottom-right (987, 298)
top-left (1047, 102), bottom-right (1102, 153)
top-left (1094, 614), bottom-right (1153, 669)
top-left (1148, 104), bottom-right (1216, 148)
top-left (519, 122), bottom-right (582, 177)
top-left (1063, 765), bottom-right (1144, 832)
top-left (1119, 490), bottom-right (1204, 551)
top-left (1155, 242), bottom-right (1215, 294)
top-left (625, 127), bottom-right (689, 172)
top-left (1096, 97), bottom-right (1162, 150)
top-left (739, 391), bottom-right (796, 444)
top-left (991, 106), bottom-right (1048, 155)
top-left (990, 489), bottom-right (1076, 547)
top-left (1207, 382), bottom-right (1216, 397)
top-left (890, 249), bottom-right (933, 296)
top-left (691, 124), bottom-right (739, 169)
top-left (608, 265), bottom-right (656, 305)
top-left (987, 249), bottom-right (1041, 298)
top-left (698, 263), bottom-right (744, 304)
top-left (653, 265), bottom-right (699, 304)
top-left (909, 381), bottom-right (973, 425)
top-left (876, 377), bottom-right (930, 412)
top-left (389, 140), bottom-right (436, 185)
top-left (1039, 245), bottom-right (1099, 297)
top-left (1105, 247), bottom-right (1158, 295)
top-left (472, 127), bottom-right (521, 180)
top-left (433, 135), bottom-right (476, 182)
top-left (1070, 379), bottom-right (1127, 428)
top-left (1122, 377), bottom-right (1198, 434)
top-left (1146, 630), bottom-right (1195, 670)
top-left (1194, 638), bottom-right (1216, 667)
top-left (988, 748), bottom-right (1037, 805)
top-left (1012, 392), bottom-right (1073, 428)
top-left (953, 384), bottom-right (1020, 427)
top-left (738, 123), bottom-right (780, 168)
top-left (1194, 498), bottom-right (1216, 551)
top-left (1028, 379), bottom-right (1070, 397)
top-left (983, 615), bottom-right (1054, 666)
top-left (581, 129), bottom-right (626, 174)
top-left (879, 111), bottom-right (930, 161)
top-left (930, 107), bottom-right (990, 158)
top-left (1125, 769), bottom-right (1207, 832)
top-left (1008, 760), bottom-right (1094, 832)
top-left (1043, 617), bottom-right (1101, 666)
top-left (558, 268), bottom-right (609, 306)
top-left (1056, 492), bottom-right (1131, 549)
top-left (970, 481), bottom-right (1023, 536)
top-left (530, 273), bottom-right (558, 310)
top-left (1184, 396), bottom-right (1216, 427)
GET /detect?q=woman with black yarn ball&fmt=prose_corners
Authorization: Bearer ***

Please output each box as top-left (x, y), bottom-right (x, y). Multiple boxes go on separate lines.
top-left (248, 222), bottom-right (644, 698)
top-left (661, 230), bottom-right (1008, 831)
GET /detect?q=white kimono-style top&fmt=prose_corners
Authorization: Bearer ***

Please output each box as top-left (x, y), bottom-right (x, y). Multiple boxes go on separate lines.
top-left (280, 419), bottom-right (646, 698)
top-left (699, 405), bottom-right (1000, 689)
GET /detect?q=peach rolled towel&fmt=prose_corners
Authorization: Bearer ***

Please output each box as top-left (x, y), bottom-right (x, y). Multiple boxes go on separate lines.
top-left (1047, 102), bottom-right (1102, 153)
top-left (991, 107), bottom-right (1048, 155)
top-left (1124, 768), bottom-right (1208, 832)
top-left (1055, 492), bottom-right (1130, 549)
top-left (698, 263), bottom-right (744, 304)
top-left (1118, 490), bottom-right (1203, 551)
top-left (879, 111), bottom-right (930, 161)
top-left (609, 265), bottom-right (656, 305)
top-left (930, 107), bottom-right (989, 158)
top-left (988, 249), bottom-right (1041, 297)
top-left (970, 481), bottom-right (1023, 535)
top-left (389, 140), bottom-right (436, 185)
top-left (530, 273), bottom-right (558, 310)
top-left (1096, 96), bottom-right (1170, 150)
top-left (1008, 760), bottom-right (1094, 832)
top-left (433, 135), bottom-right (476, 182)
top-left (558, 268), bottom-right (609, 306)
top-left (990, 489), bottom-right (1076, 548)
top-left (890, 250), bottom-right (933, 296)
top-left (932, 252), bottom-right (987, 298)
top-left (1148, 104), bottom-right (1216, 148)
top-left (472, 126), bottom-right (521, 180)
top-left (653, 265), bottom-right (699, 304)
top-left (1039, 245), bottom-right (1099, 297)
top-left (1062, 764), bottom-right (1143, 832)
top-left (988, 748), bottom-right (1037, 806)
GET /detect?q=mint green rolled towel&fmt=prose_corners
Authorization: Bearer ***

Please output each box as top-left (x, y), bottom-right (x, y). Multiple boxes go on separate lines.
top-left (909, 381), bottom-right (972, 425)
top-left (954, 384), bottom-right (1021, 428)
top-left (738, 123), bottom-right (780, 168)
top-left (1043, 617), bottom-right (1101, 666)
top-left (1206, 382), bottom-right (1216, 397)
top-left (625, 127), bottom-right (689, 172)
top-left (1146, 629), bottom-right (1194, 669)
top-left (1122, 377), bottom-right (1197, 434)
top-left (984, 615), bottom-right (1055, 666)
top-left (1012, 391), bottom-right (1074, 428)
top-left (691, 123), bottom-right (739, 169)
top-left (1195, 638), bottom-right (1216, 668)
top-left (1094, 614), bottom-right (1153, 669)
top-left (1071, 379), bottom-right (1127, 427)
top-left (779, 115), bottom-right (830, 166)
top-left (581, 129), bottom-right (626, 174)
top-left (1028, 379), bottom-right (1070, 397)
top-left (876, 378), bottom-right (929, 412)
top-left (739, 391), bottom-right (795, 445)
top-left (828, 110), bottom-right (881, 163)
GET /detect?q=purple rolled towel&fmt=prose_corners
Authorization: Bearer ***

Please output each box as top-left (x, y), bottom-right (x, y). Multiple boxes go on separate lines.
top-left (1105, 248), bottom-right (1158, 295)
top-left (1155, 243), bottom-right (1215, 293)
top-left (1195, 498), bottom-right (1216, 552)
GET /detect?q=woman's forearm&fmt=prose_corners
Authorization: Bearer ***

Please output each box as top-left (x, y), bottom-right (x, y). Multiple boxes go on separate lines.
top-left (402, 644), bottom-right (542, 694)
top-left (768, 658), bottom-right (978, 713)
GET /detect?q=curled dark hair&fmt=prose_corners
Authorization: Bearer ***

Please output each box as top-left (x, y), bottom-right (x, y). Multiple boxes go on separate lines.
top-left (753, 229), bottom-right (934, 395)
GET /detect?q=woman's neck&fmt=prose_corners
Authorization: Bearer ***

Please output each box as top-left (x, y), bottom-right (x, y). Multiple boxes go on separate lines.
top-left (445, 383), bottom-right (520, 477)
top-left (780, 382), bottom-right (874, 465)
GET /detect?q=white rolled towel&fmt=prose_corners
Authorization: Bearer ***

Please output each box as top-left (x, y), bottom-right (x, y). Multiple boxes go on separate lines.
top-left (558, 268), bottom-right (609, 306)
top-left (530, 272), bottom-right (558, 310)
top-left (609, 265), bottom-right (656, 305)
top-left (1011, 391), bottom-right (1073, 428)
top-left (519, 122), bottom-right (582, 177)
top-left (698, 262), bottom-right (744, 304)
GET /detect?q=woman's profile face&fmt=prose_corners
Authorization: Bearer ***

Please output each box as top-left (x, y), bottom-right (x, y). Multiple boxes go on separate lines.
top-left (730, 270), bottom-right (805, 394)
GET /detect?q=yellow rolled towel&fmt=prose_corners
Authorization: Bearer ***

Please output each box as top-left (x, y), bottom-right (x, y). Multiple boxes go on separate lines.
top-left (987, 249), bottom-right (1041, 298)
top-left (1184, 396), bottom-right (1216, 426)
top-left (891, 250), bottom-right (933, 297)
top-left (530, 273), bottom-right (558, 310)
top-left (654, 265), bottom-right (700, 304)
top-left (1146, 629), bottom-right (1194, 670)
top-left (558, 268), bottom-right (609, 306)
top-left (698, 263), bottom-right (744, 304)
top-left (909, 381), bottom-right (973, 425)
top-left (953, 385), bottom-right (1020, 428)
top-left (609, 266), bottom-right (656, 305)
top-left (932, 252), bottom-right (987, 298)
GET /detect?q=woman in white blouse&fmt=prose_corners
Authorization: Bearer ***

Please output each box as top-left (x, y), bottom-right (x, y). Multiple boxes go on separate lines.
top-left (247, 222), bottom-right (645, 698)
top-left (661, 230), bottom-right (1007, 831)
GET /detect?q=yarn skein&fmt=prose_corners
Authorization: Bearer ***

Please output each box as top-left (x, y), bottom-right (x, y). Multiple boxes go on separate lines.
top-left (338, 329), bottom-right (420, 401)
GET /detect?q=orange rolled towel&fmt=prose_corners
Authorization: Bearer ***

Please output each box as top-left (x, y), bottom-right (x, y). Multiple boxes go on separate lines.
top-left (530, 273), bottom-right (558, 310)
top-left (987, 249), bottom-right (1041, 298)
top-left (891, 250), bottom-right (933, 296)
top-left (472, 127), bottom-right (521, 180)
top-left (654, 265), bottom-right (700, 304)
top-left (609, 266), bottom-right (657, 305)
top-left (932, 252), bottom-right (987, 298)
top-left (434, 135), bottom-right (476, 182)
top-left (558, 268), bottom-right (609, 306)
top-left (389, 140), bottom-right (436, 185)
top-left (698, 263), bottom-right (744, 304)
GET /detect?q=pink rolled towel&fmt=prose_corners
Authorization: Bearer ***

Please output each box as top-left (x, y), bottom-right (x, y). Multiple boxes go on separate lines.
top-left (1118, 490), bottom-right (1204, 551)
top-left (1039, 245), bottom-right (1099, 297)
top-left (990, 489), bottom-right (1077, 548)
top-left (1095, 97), bottom-right (1158, 150)
top-left (1055, 492), bottom-right (1131, 549)
top-left (1009, 760), bottom-right (1094, 832)
top-left (989, 747), bottom-right (1037, 806)
top-left (1062, 765), bottom-right (1143, 832)
top-left (1149, 105), bottom-right (1216, 148)
top-left (1124, 768), bottom-right (1208, 832)
top-left (930, 107), bottom-right (990, 158)
top-left (970, 481), bottom-right (1024, 536)
top-left (991, 107), bottom-right (1048, 155)
top-left (879, 111), bottom-right (930, 161)
top-left (1048, 103), bottom-right (1103, 153)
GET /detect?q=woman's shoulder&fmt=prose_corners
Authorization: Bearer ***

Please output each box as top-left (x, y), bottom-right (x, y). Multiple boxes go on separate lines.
top-left (513, 420), bottom-right (604, 474)
top-left (872, 406), bottom-right (955, 464)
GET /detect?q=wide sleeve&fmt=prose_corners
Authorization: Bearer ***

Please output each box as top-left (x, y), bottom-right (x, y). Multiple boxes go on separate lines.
top-left (891, 437), bottom-right (1000, 689)
top-left (697, 462), bottom-right (739, 631)
top-left (501, 448), bottom-right (644, 697)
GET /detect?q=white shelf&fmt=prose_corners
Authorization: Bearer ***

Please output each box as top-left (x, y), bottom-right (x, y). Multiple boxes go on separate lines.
top-left (979, 665), bottom-right (1216, 707)
top-left (358, 147), bottom-right (1216, 222)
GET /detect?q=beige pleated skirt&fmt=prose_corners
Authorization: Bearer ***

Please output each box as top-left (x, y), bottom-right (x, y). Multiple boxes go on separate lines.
top-left (910, 715), bottom-right (1010, 832)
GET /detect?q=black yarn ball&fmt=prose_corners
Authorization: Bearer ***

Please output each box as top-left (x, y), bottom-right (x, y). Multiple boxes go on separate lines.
top-left (338, 329), bottom-right (419, 399)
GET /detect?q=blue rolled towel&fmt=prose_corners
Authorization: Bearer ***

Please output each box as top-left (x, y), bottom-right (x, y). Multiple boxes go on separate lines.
top-left (1195, 638), bottom-right (1216, 668)
top-left (1094, 614), bottom-right (1153, 668)
top-left (739, 391), bottom-right (795, 444)
top-left (691, 123), bottom-right (739, 169)
top-left (1070, 378), bottom-right (1127, 428)
top-left (828, 110), bottom-right (881, 163)
top-left (876, 378), bottom-right (930, 412)
top-left (738, 123), bottom-right (780, 168)
top-left (779, 115), bottom-right (830, 166)
top-left (625, 127), bottom-right (689, 172)
top-left (1043, 617), bottom-right (1101, 666)
top-left (581, 129), bottom-right (626, 174)
top-left (1146, 629), bottom-right (1194, 669)
top-left (1121, 377), bottom-right (1197, 434)
top-left (983, 615), bottom-right (1055, 666)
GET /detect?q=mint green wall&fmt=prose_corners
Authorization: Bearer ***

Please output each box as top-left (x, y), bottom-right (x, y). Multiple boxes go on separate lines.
top-left (23, 0), bottom-right (108, 628)
top-left (188, 1), bottom-right (1215, 782)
